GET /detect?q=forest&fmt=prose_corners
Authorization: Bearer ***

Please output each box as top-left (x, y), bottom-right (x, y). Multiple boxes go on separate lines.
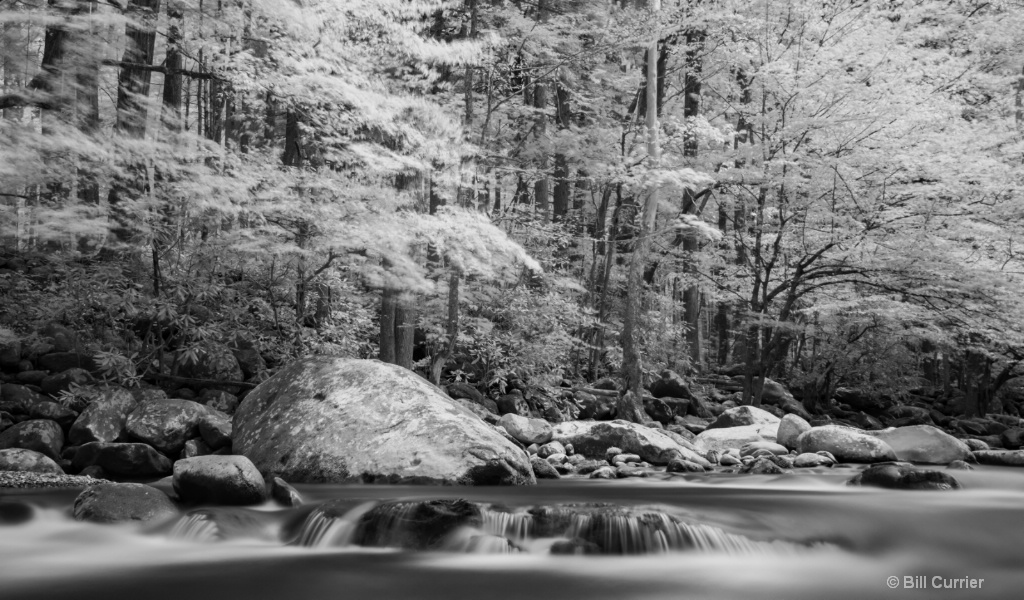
top-left (2, 0), bottom-right (1024, 422)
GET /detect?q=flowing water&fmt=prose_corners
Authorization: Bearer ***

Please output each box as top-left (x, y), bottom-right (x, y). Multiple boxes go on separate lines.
top-left (3, 466), bottom-right (1024, 599)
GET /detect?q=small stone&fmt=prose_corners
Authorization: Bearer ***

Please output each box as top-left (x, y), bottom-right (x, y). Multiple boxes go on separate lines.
top-left (947, 460), bottom-right (973, 471)
top-left (198, 409), bottom-right (233, 450)
top-left (604, 447), bottom-right (623, 462)
top-left (564, 443), bottom-right (575, 456)
top-left (182, 438), bottom-right (213, 458)
top-left (847, 464), bottom-right (962, 490)
top-left (615, 464), bottom-right (649, 478)
top-left (497, 413), bottom-right (553, 446)
top-left (720, 454), bottom-right (741, 466)
top-left (73, 482), bottom-right (178, 523)
top-left (537, 441), bottom-right (566, 459)
top-left (526, 444), bottom-right (539, 455)
top-left (531, 458), bottom-right (560, 479)
top-left (589, 466), bottom-right (617, 479)
top-left (666, 458), bottom-right (706, 473)
top-left (610, 453), bottom-right (642, 465)
top-left (743, 457), bottom-right (785, 475)
top-left (270, 477), bottom-right (303, 507)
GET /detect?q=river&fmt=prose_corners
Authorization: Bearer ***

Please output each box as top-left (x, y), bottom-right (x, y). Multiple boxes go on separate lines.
top-left (2, 465), bottom-right (1022, 599)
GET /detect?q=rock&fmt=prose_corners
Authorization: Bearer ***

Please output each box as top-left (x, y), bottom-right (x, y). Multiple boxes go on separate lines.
top-left (0, 501), bottom-right (34, 525)
top-left (743, 457), bottom-right (785, 475)
top-left (447, 382), bottom-right (484, 404)
top-left (740, 441), bottom-right (788, 456)
top-left (666, 458), bottom-right (706, 473)
top-left (643, 397), bottom-right (675, 425)
top-left (531, 458), bottom-right (560, 479)
top-left (615, 464), bottom-right (649, 478)
top-left (0, 329), bottom-right (21, 371)
top-left (0, 448), bottom-right (63, 474)
top-left (720, 453), bottom-right (741, 466)
top-left (964, 439), bottom-right (989, 452)
top-left (797, 425), bottom-right (897, 463)
top-left (23, 400), bottom-right (77, 429)
top-left (592, 378), bottom-right (620, 392)
top-left (589, 466), bottom-right (618, 479)
top-left (198, 409), bottom-right (233, 450)
top-left (0, 383), bottom-right (50, 414)
top-left (37, 352), bottom-right (99, 375)
top-left (551, 420), bottom-right (711, 468)
top-left (356, 499), bottom-right (482, 550)
top-left (693, 423), bottom-right (778, 454)
top-left (182, 438), bottom-right (212, 458)
top-left (229, 334), bottom-right (267, 380)
top-left (199, 389), bottom-right (240, 415)
top-left (40, 368), bottom-right (94, 396)
top-left (870, 425), bottom-right (971, 464)
top-left (72, 442), bottom-right (174, 477)
top-left (973, 450), bottom-right (1024, 467)
top-left (834, 388), bottom-right (894, 415)
top-left (706, 406), bottom-right (781, 430)
top-left (604, 447), bottom-right (623, 462)
top-left (1000, 428), bottom-right (1024, 450)
top-left (15, 370), bottom-right (46, 385)
top-left (884, 405), bottom-right (934, 426)
top-left (125, 398), bottom-right (207, 456)
top-left (73, 483), bottom-right (178, 523)
top-left (610, 453), bottom-right (642, 465)
top-left (537, 441), bottom-right (565, 459)
top-left (67, 388), bottom-right (137, 445)
top-left (545, 453), bottom-right (567, 464)
top-left (847, 464), bottom-right (962, 490)
top-left (270, 477), bottom-right (303, 507)
top-left (793, 453), bottom-right (834, 468)
top-left (550, 538), bottom-right (601, 555)
top-left (496, 390), bottom-right (530, 417)
top-left (947, 460), bottom-right (974, 470)
top-left (177, 342), bottom-right (245, 393)
top-left (0, 419), bottom-right (63, 460)
top-left (648, 370), bottom-right (692, 399)
top-left (574, 391), bottom-right (616, 420)
top-left (173, 455), bottom-right (268, 505)
top-left (777, 414), bottom-right (811, 450)
top-left (233, 357), bottom-right (535, 485)
top-left (497, 413), bottom-right (553, 446)
top-left (759, 378), bottom-right (795, 406)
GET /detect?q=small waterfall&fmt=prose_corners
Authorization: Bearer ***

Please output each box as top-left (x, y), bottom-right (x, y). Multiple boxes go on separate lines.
top-left (170, 513), bottom-right (220, 543)
top-left (296, 501), bottom-right (378, 548)
top-left (355, 500), bottom-right (482, 551)
top-left (481, 508), bottom-right (533, 541)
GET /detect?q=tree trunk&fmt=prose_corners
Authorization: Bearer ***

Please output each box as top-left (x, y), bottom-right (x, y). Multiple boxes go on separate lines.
top-left (395, 302), bottom-right (416, 370)
top-left (379, 288), bottom-right (397, 363)
top-left (552, 82), bottom-right (571, 220)
top-left (533, 82), bottom-right (549, 221)
top-left (429, 273), bottom-right (460, 385)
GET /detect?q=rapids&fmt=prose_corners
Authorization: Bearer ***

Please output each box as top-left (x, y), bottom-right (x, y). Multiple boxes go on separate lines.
top-left (3, 466), bottom-right (1024, 599)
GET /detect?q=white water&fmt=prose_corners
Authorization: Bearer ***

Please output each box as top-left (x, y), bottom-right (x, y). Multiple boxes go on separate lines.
top-left (2, 466), bottom-right (1024, 599)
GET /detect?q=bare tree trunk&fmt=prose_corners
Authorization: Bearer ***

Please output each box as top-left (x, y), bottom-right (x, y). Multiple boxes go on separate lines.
top-left (429, 273), bottom-right (460, 384)
top-left (395, 302), bottom-right (416, 370)
top-left (379, 288), bottom-right (397, 363)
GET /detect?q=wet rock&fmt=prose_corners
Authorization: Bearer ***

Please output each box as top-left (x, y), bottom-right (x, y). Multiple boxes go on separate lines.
top-left (356, 499), bottom-right (482, 550)
top-left (125, 398), bottom-right (207, 456)
top-left (743, 457), bottom-right (785, 475)
top-left (531, 458), bottom-right (561, 479)
top-left (270, 477), bottom-right (303, 507)
top-left (575, 391), bottom-right (616, 420)
top-left (964, 439), bottom-right (989, 452)
top-left (973, 450), bottom-right (1024, 467)
top-left (0, 501), bottom-right (34, 525)
top-left (706, 405), bottom-right (781, 430)
top-left (198, 409), bottom-right (233, 450)
top-left (40, 368), bottom-right (94, 396)
top-left (72, 442), bottom-right (174, 477)
top-left (545, 452), bottom-right (567, 465)
top-left (575, 459), bottom-right (608, 474)
top-left (67, 388), bottom-right (137, 445)
top-left (173, 455), bottom-right (268, 506)
top-left (797, 425), bottom-right (897, 463)
top-left (233, 358), bottom-right (535, 485)
top-left (777, 414), bottom-right (811, 450)
top-left (666, 458), bottom-right (706, 473)
top-left (15, 370), bottom-right (46, 385)
top-left (947, 460), bottom-right (973, 471)
top-left (793, 453), bottom-right (835, 468)
top-left (589, 466), bottom-right (617, 479)
top-left (73, 482), bottom-right (178, 523)
top-left (24, 400), bottom-right (77, 430)
top-left (0, 419), bottom-right (63, 460)
top-left (883, 405), bottom-right (934, 426)
top-left (0, 330), bottom-right (21, 371)
top-left (0, 448), bottom-right (63, 474)
top-left (537, 441), bottom-right (565, 459)
top-left (648, 370), bottom-right (692, 399)
top-left (615, 464), bottom-right (649, 478)
top-left (553, 420), bottom-right (710, 468)
top-left (497, 413), bottom-right (553, 446)
top-left (0, 383), bottom-right (50, 414)
top-left (847, 464), bottom-right (962, 490)
top-left (740, 441), bottom-right (788, 456)
top-left (693, 423), bottom-right (778, 454)
top-left (610, 453), bottom-right (642, 465)
top-left (833, 388), bottom-right (894, 415)
top-left (870, 425), bottom-right (971, 464)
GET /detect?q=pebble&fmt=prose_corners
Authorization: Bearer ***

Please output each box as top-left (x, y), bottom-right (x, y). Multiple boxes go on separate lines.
top-left (0, 471), bottom-right (97, 489)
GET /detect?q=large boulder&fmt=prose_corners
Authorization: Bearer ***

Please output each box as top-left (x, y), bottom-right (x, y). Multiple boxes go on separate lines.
top-left (973, 450), bottom-right (1024, 467)
top-left (497, 414), bottom-right (552, 446)
top-left (232, 358), bottom-right (535, 485)
top-left (67, 388), bottom-right (137, 445)
top-left (73, 483), bottom-right (178, 523)
top-left (869, 425), bottom-right (971, 464)
top-left (173, 455), bottom-right (267, 505)
top-left (693, 423), bottom-right (778, 454)
top-left (551, 420), bottom-right (711, 468)
top-left (0, 383), bottom-right (50, 414)
top-left (125, 399), bottom-right (207, 456)
top-left (706, 405), bottom-right (780, 430)
top-left (0, 448), bottom-right (63, 474)
top-left (72, 442), bottom-right (174, 477)
top-left (198, 409), bottom-right (233, 450)
top-left (496, 390), bottom-right (530, 417)
top-left (777, 414), bottom-right (811, 450)
top-left (643, 397), bottom-right (675, 425)
top-left (797, 425), bottom-right (897, 463)
top-left (648, 370), bottom-right (692, 400)
top-left (847, 464), bottom-right (962, 491)
top-left (0, 419), bottom-right (63, 460)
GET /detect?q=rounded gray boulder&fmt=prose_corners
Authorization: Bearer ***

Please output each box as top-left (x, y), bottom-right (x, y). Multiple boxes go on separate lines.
top-left (173, 455), bottom-right (267, 505)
